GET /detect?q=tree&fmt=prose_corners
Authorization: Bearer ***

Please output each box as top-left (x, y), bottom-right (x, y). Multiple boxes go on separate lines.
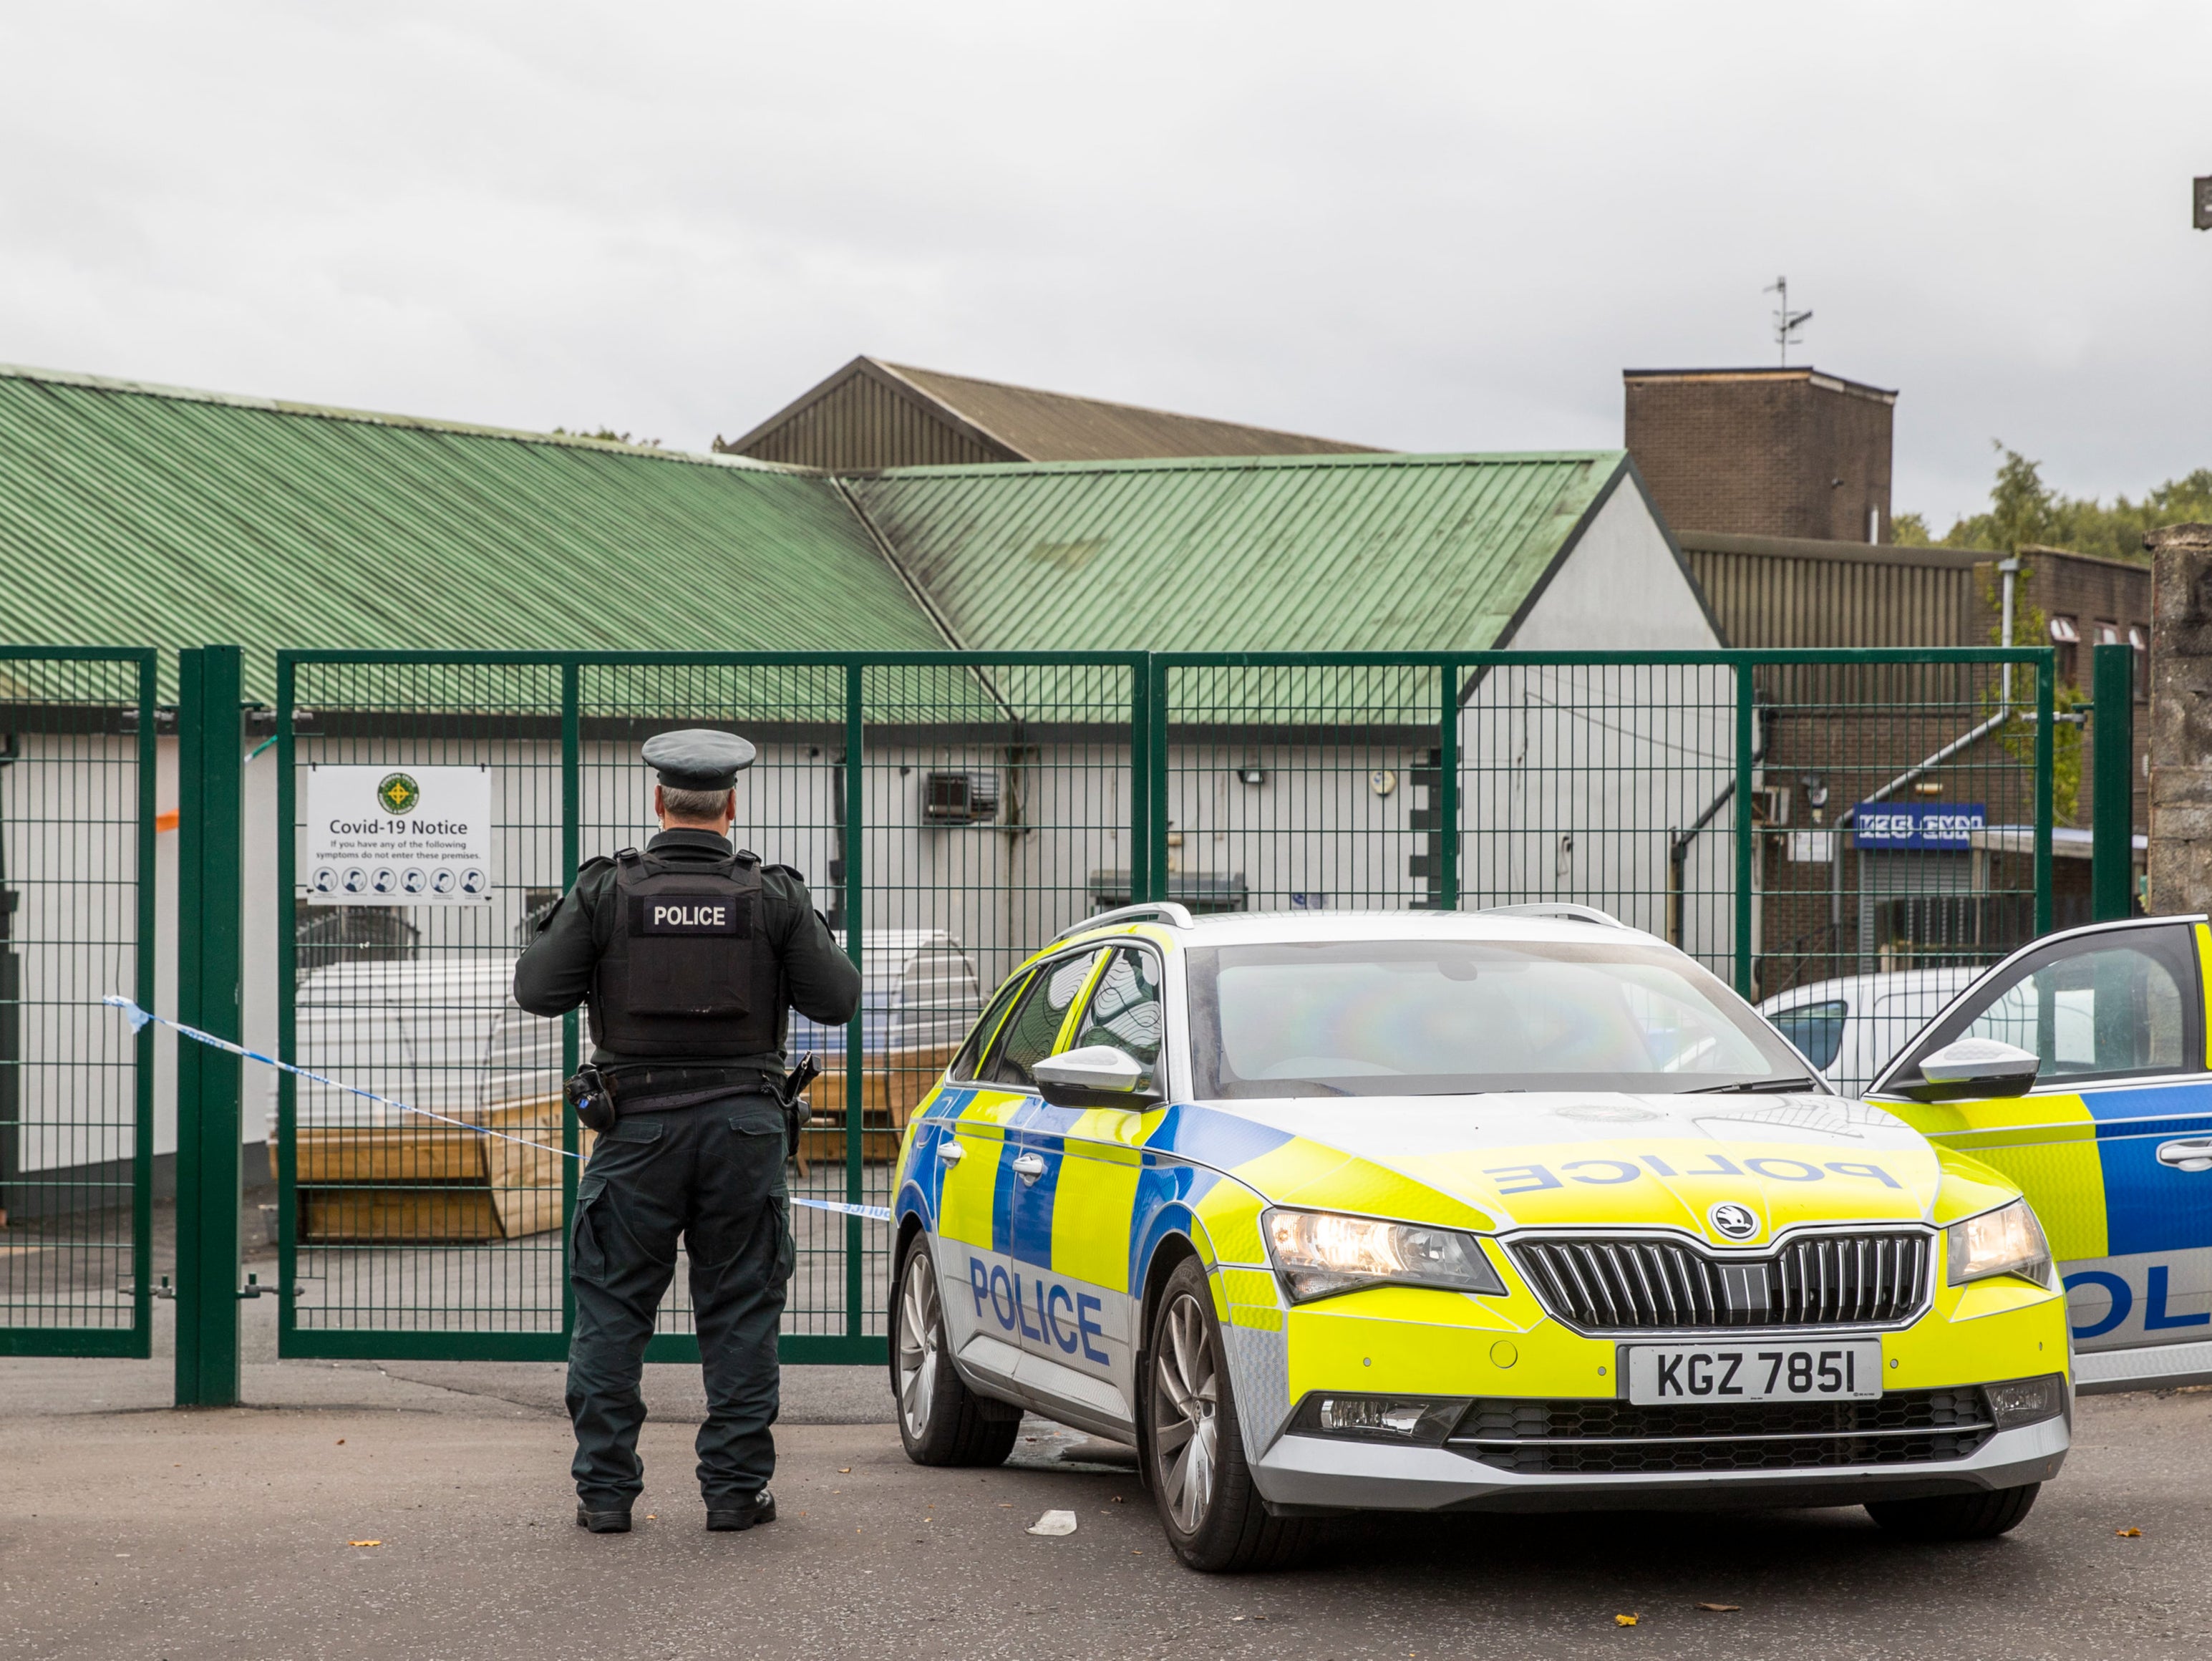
top-left (1914, 443), bottom-right (2212, 563)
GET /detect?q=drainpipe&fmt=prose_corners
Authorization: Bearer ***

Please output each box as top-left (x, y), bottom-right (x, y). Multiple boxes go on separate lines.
top-left (1999, 557), bottom-right (2021, 707)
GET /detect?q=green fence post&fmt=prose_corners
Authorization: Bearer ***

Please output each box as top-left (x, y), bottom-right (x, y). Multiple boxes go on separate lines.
top-left (2092, 642), bottom-right (2135, 921)
top-left (1127, 658), bottom-right (1150, 906)
top-left (843, 663), bottom-right (865, 1341)
top-left (273, 657), bottom-right (297, 1359)
top-left (175, 645), bottom-right (243, 1407)
top-left (1146, 657), bottom-right (1169, 904)
top-left (1734, 664), bottom-right (1755, 997)
top-left (1437, 662), bottom-right (1460, 911)
top-left (560, 661), bottom-right (581, 1340)
top-left (2034, 653), bottom-right (2055, 938)
top-left (131, 651), bottom-right (158, 1356)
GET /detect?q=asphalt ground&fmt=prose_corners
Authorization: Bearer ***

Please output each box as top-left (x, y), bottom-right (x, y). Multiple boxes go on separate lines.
top-left (2, 1327), bottom-right (2211, 1661)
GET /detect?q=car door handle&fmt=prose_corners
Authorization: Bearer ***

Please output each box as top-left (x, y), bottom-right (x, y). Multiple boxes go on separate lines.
top-left (2158, 1138), bottom-right (2212, 1172)
top-left (938, 1139), bottom-right (966, 1166)
top-left (1011, 1152), bottom-right (1047, 1182)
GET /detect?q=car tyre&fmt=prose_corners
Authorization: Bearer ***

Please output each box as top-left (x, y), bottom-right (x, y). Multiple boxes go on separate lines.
top-left (1143, 1255), bottom-right (1315, 1572)
top-left (893, 1234), bottom-right (1019, 1468)
top-left (1865, 1482), bottom-right (2040, 1541)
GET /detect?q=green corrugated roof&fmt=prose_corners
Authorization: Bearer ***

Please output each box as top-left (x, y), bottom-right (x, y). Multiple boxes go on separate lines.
top-left (0, 364), bottom-right (949, 699)
top-left (845, 450), bottom-right (1630, 655)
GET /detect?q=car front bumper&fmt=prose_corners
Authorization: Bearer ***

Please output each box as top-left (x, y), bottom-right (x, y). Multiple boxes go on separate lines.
top-left (1248, 1413), bottom-right (2070, 1514)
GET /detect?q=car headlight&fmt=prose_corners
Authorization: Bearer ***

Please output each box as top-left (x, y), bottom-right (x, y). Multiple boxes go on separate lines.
top-left (1946, 1198), bottom-right (2054, 1289)
top-left (1261, 1207), bottom-right (1506, 1303)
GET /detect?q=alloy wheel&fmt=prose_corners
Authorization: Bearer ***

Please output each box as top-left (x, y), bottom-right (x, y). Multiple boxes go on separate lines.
top-left (1152, 1292), bottom-right (1220, 1534)
top-left (897, 1252), bottom-right (942, 1442)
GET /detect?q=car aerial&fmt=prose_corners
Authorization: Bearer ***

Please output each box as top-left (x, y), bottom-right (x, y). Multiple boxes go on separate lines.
top-left (884, 901), bottom-right (2072, 1571)
top-left (1760, 966), bottom-right (1981, 1099)
top-left (1862, 914), bottom-right (2212, 1398)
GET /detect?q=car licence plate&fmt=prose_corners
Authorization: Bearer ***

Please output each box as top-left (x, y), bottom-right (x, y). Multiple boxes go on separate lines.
top-left (1624, 1340), bottom-right (1883, 1405)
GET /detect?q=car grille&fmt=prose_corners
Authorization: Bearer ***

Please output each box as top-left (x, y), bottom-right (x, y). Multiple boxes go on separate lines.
top-left (1509, 1231), bottom-right (1931, 1332)
top-left (1450, 1388), bottom-right (1992, 1475)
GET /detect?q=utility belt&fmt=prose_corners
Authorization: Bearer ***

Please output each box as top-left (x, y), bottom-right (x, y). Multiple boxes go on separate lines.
top-left (565, 1058), bottom-right (818, 1156)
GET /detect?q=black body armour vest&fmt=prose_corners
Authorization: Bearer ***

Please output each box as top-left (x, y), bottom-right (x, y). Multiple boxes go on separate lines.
top-left (588, 848), bottom-right (781, 1058)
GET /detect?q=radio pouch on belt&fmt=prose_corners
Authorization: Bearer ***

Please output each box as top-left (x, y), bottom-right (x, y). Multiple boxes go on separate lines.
top-left (566, 1064), bottom-right (617, 1134)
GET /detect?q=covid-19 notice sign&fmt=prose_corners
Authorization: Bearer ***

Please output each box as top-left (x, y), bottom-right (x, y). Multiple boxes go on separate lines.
top-left (305, 765), bottom-right (495, 904)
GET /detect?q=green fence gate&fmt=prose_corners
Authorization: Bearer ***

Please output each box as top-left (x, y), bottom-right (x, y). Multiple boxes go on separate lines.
top-left (0, 647), bottom-right (156, 1357)
top-left (266, 647), bottom-right (2059, 1365)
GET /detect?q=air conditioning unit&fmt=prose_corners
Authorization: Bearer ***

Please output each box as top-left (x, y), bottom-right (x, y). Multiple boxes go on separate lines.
top-left (923, 771), bottom-right (1000, 825)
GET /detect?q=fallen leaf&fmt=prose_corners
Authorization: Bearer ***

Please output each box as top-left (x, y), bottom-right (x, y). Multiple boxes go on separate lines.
top-left (1028, 1510), bottom-right (1078, 1536)
top-left (349, 1540), bottom-right (381, 1549)
top-left (1615, 1614), bottom-right (1639, 1627)
top-left (838, 1468), bottom-right (852, 1474)
top-left (1696, 1603), bottom-right (1742, 1612)
top-left (2117, 1527), bottom-right (2142, 1537)
top-left (1111, 1495), bottom-right (1125, 1503)
top-left (336, 1440), bottom-right (345, 1446)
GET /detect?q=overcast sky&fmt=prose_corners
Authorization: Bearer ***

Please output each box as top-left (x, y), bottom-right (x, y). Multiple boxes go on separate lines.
top-left (3, 2), bottom-right (2206, 528)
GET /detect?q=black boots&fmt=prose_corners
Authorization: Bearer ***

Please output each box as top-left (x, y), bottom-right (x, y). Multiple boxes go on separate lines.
top-left (705, 1490), bottom-right (777, 1531)
top-left (576, 1490), bottom-right (775, 1532)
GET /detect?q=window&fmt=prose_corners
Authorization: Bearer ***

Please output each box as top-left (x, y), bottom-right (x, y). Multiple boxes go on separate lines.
top-left (1185, 939), bottom-right (1810, 1099)
top-left (950, 971), bottom-right (1031, 1083)
top-left (1770, 999), bottom-right (1847, 1072)
top-left (1072, 947), bottom-right (1164, 1087)
top-left (984, 949), bottom-right (1105, 1089)
top-left (1889, 926), bottom-right (2201, 1090)
top-left (2049, 616), bottom-right (2080, 685)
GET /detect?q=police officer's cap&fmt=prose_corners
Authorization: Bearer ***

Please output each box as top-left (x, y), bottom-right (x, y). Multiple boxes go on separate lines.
top-left (642, 729), bottom-right (756, 791)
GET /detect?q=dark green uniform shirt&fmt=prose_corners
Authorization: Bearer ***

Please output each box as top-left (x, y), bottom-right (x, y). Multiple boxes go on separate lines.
top-left (513, 827), bottom-right (861, 1083)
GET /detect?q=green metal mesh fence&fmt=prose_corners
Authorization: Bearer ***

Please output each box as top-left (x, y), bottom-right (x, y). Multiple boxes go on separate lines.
top-left (270, 648), bottom-right (2052, 1362)
top-left (0, 649), bottom-right (154, 1356)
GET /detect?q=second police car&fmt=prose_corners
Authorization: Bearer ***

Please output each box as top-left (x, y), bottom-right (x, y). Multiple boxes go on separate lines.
top-left (886, 903), bottom-right (2070, 1571)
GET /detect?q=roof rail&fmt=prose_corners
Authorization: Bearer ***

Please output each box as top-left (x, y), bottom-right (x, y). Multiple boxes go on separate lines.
top-left (1049, 902), bottom-right (1196, 945)
top-left (1477, 902), bottom-right (1627, 929)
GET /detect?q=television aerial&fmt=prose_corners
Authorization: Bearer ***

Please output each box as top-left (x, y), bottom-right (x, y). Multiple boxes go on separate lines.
top-left (1765, 276), bottom-right (1812, 366)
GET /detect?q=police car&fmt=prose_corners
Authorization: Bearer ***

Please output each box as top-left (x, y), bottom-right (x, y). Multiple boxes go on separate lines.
top-left (888, 904), bottom-right (2071, 1572)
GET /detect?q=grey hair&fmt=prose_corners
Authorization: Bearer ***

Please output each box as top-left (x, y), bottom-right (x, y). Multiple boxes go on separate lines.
top-left (660, 785), bottom-right (733, 822)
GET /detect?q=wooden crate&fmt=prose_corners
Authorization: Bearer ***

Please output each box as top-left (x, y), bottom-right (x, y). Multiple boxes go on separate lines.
top-left (276, 1047), bottom-right (958, 1241)
top-left (282, 1100), bottom-right (566, 1244)
top-left (796, 1045), bottom-right (956, 1171)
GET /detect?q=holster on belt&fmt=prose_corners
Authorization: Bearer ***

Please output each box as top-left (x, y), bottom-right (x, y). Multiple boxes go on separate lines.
top-left (777, 1057), bottom-right (820, 1158)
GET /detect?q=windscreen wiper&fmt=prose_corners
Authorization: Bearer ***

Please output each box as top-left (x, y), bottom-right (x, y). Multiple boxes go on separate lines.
top-left (1683, 1077), bottom-right (1818, 1095)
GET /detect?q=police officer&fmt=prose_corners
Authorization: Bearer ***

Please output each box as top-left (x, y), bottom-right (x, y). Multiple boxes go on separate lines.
top-left (515, 730), bottom-right (860, 1535)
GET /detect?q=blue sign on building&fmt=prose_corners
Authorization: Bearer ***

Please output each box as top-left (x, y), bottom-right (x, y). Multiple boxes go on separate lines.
top-left (1852, 803), bottom-right (1987, 850)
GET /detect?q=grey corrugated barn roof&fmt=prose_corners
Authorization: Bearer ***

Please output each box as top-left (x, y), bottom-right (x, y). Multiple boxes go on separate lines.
top-left (719, 356), bottom-right (1382, 471)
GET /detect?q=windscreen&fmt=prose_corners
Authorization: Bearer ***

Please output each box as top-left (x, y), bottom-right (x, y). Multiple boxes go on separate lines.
top-left (1187, 938), bottom-right (1811, 1098)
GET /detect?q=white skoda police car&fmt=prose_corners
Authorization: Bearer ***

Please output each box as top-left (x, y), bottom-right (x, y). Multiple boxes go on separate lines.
top-left (886, 904), bottom-right (2070, 1571)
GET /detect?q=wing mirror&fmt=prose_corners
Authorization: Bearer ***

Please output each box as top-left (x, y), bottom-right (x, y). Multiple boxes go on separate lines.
top-left (1899, 1037), bottom-right (2041, 1102)
top-left (1032, 1045), bottom-right (1160, 1110)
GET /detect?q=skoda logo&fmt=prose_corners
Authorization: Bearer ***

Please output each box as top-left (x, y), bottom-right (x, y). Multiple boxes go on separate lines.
top-left (1709, 1201), bottom-right (1760, 1241)
top-left (377, 772), bottom-right (420, 815)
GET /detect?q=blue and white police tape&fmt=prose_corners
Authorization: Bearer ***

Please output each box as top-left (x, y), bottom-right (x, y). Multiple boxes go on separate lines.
top-left (101, 995), bottom-right (893, 1224)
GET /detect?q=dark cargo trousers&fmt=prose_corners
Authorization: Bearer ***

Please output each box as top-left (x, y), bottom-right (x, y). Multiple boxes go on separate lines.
top-left (566, 1093), bottom-right (794, 1511)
